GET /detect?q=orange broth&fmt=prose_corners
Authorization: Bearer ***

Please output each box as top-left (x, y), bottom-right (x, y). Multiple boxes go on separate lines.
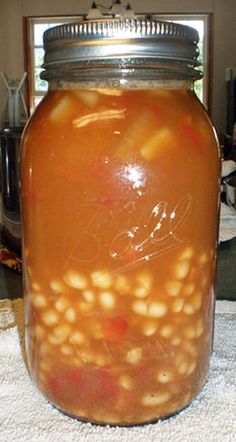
top-left (21, 86), bottom-right (220, 425)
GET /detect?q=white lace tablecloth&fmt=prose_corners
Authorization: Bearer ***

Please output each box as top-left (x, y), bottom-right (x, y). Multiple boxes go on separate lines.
top-left (0, 299), bottom-right (235, 442)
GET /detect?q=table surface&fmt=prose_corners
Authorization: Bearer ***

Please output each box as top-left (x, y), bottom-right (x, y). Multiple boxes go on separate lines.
top-left (0, 238), bottom-right (235, 301)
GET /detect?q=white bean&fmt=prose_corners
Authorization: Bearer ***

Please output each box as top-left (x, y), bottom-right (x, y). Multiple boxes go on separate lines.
top-left (82, 289), bottom-right (95, 304)
top-left (148, 301), bottom-right (167, 318)
top-left (159, 324), bottom-right (174, 338)
top-left (182, 283), bottom-right (195, 297)
top-left (174, 261), bottom-right (190, 280)
top-left (195, 319), bottom-right (204, 337)
top-left (141, 391), bottom-right (171, 407)
top-left (125, 347), bottom-right (142, 364)
top-left (48, 334), bottom-right (65, 345)
top-left (99, 291), bottom-right (115, 309)
top-left (32, 282), bottom-right (41, 291)
top-left (55, 296), bottom-right (70, 313)
top-left (172, 297), bottom-right (184, 313)
top-left (142, 320), bottom-right (158, 336)
top-left (79, 350), bottom-right (93, 364)
top-left (157, 370), bottom-right (174, 383)
top-left (91, 271), bottom-right (112, 289)
top-left (114, 275), bottom-right (130, 294)
top-left (42, 309), bottom-right (59, 326)
top-left (93, 354), bottom-right (108, 367)
top-left (165, 281), bottom-right (182, 297)
top-left (183, 303), bottom-right (195, 315)
top-left (187, 361), bottom-right (197, 375)
top-left (133, 287), bottom-right (149, 298)
top-left (119, 375), bottom-right (134, 390)
top-left (64, 307), bottom-right (77, 322)
top-left (171, 336), bottom-right (182, 346)
top-left (70, 330), bottom-right (86, 345)
top-left (137, 272), bottom-right (153, 287)
top-left (177, 360), bottom-right (189, 375)
top-left (178, 246), bottom-right (195, 260)
top-left (54, 324), bottom-right (71, 338)
top-left (50, 279), bottom-right (64, 293)
top-left (132, 300), bottom-right (148, 316)
top-left (35, 325), bottom-right (46, 339)
top-left (64, 270), bottom-right (88, 290)
top-left (183, 341), bottom-right (198, 357)
top-left (60, 344), bottom-right (74, 356)
top-left (192, 292), bottom-right (202, 310)
top-left (32, 293), bottom-right (47, 308)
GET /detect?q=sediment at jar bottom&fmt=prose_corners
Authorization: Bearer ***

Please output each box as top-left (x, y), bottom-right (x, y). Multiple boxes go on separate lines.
top-left (34, 374), bottom-right (209, 426)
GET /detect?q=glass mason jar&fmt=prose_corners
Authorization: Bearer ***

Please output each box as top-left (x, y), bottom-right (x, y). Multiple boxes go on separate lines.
top-left (20, 19), bottom-right (221, 426)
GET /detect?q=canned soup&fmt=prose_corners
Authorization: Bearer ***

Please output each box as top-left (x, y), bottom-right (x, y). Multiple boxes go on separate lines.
top-left (21, 84), bottom-right (220, 425)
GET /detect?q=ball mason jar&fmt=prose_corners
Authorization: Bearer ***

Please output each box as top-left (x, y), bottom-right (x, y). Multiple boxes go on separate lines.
top-left (20, 19), bottom-right (221, 426)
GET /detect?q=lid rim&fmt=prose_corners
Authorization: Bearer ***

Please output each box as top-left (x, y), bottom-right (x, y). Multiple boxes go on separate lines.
top-left (42, 18), bottom-right (200, 76)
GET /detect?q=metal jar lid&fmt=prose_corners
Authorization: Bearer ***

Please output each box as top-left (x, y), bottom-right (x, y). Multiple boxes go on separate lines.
top-left (41, 18), bottom-right (201, 80)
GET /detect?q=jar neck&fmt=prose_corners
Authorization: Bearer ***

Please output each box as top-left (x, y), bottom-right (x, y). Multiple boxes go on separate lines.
top-left (42, 59), bottom-right (202, 86)
top-left (48, 76), bottom-right (195, 92)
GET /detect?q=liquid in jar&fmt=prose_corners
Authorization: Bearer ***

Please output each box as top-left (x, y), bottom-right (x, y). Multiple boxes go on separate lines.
top-left (21, 83), bottom-right (220, 425)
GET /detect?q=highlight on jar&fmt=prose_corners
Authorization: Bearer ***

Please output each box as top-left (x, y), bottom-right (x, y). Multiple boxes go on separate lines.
top-left (20, 14), bottom-right (221, 427)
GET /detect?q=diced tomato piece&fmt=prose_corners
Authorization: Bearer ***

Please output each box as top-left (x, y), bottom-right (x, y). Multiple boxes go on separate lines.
top-left (47, 366), bottom-right (119, 407)
top-left (102, 317), bottom-right (128, 342)
top-left (181, 123), bottom-right (203, 150)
